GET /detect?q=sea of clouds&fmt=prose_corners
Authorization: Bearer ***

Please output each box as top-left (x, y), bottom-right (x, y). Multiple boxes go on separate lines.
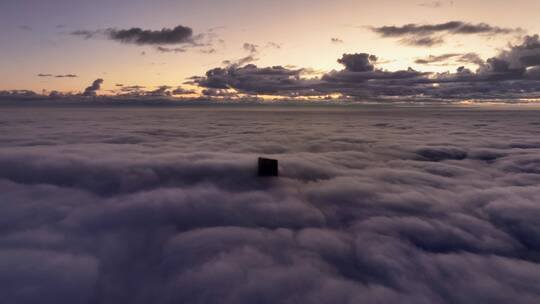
top-left (1, 104), bottom-right (540, 303)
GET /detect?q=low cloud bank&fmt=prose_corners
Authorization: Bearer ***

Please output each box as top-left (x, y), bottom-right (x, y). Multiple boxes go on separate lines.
top-left (1, 106), bottom-right (540, 303)
top-left (192, 35), bottom-right (540, 100)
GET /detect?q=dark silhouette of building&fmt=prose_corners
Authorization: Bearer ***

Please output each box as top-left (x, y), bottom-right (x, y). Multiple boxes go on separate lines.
top-left (258, 157), bottom-right (279, 177)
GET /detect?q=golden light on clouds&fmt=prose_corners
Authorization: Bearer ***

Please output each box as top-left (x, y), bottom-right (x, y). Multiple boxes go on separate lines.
top-left (1, 0), bottom-right (539, 100)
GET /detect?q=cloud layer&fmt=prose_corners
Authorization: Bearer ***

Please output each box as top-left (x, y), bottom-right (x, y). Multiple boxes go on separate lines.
top-left (1, 105), bottom-right (540, 303)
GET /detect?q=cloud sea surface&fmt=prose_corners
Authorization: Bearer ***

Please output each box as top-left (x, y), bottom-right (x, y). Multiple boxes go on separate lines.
top-left (1, 104), bottom-right (540, 303)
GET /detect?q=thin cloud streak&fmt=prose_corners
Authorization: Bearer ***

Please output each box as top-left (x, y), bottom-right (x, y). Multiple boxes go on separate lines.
top-left (71, 25), bottom-right (200, 46)
top-left (370, 20), bottom-right (523, 46)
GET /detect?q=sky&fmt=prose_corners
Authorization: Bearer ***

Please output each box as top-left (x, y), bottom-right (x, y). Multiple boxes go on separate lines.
top-left (1, 0), bottom-right (540, 100)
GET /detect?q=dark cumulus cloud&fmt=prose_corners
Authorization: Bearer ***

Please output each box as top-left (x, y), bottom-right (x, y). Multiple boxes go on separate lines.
top-left (494, 34), bottom-right (540, 75)
top-left (371, 21), bottom-right (522, 46)
top-left (190, 64), bottom-right (309, 96)
top-left (337, 53), bottom-right (378, 72)
top-left (1, 106), bottom-right (540, 303)
top-left (82, 79), bottom-right (104, 96)
top-left (477, 34), bottom-right (540, 80)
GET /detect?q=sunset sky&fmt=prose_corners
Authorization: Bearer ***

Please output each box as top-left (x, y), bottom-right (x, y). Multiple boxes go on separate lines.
top-left (1, 0), bottom-right (540, 100)
top-left (4, 2), bottom-right (540, 303)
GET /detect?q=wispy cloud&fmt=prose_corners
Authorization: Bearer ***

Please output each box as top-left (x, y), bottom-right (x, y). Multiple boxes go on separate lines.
top-left (371, 21), bottom-right (523, 46)
top-left (418, 0), bottom-right (454, 8)
top-left (155, 46), bottom-right (186, 53)
top-left (414, 53), bottom-right (484, 66)
top-left (71, 25), bottom-right (198, 46)
top-left (38, 74), bottom-right (78, 78)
